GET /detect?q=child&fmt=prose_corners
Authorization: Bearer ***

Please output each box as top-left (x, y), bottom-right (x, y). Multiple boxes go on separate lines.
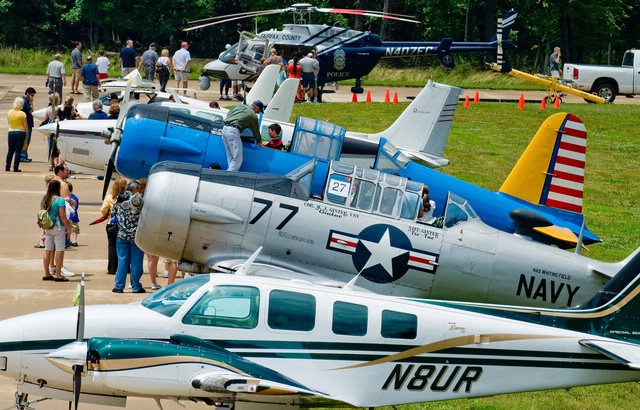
top-left (67, 182), bottom-right (80, 246)
top-left (35, 175), bottom-right (55, 248)
top-left (265, 123), bottom-right (283, 150)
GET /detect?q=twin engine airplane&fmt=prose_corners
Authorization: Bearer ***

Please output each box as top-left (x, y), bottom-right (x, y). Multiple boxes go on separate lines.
top-left (3, 250), bottom-right (640, 409)
top-left (137, 158), bottom-right (632, 309)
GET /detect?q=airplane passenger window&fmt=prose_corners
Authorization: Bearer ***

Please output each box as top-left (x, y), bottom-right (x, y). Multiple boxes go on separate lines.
top-left (182, 285), bottom-right (259, 329)
top-left (332, 301), bottom-right (368, 336)
top-left (381, 310), bottom-right (417, 339)
top-left (268, 290), bottom-right (316, 331)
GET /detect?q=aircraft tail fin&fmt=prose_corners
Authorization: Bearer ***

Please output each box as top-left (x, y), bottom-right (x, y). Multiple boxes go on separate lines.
top-left (264, 78), bottom-right (299, 122)
top-left (371, 78), bottom-right (462, 167)
top-left (245, 64), bottom-right (281, 105)
top-left (499, 113), bottom-right (586, 214)
top-left (491, 9), bottom-right (517, 72)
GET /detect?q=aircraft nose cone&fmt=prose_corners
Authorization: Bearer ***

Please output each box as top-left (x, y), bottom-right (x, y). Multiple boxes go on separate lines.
top-left (45, 341), bottom-right (87, 374)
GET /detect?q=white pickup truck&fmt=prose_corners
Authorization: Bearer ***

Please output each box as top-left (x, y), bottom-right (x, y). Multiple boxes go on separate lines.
top-left (563, 49), bottom-right (640, 103)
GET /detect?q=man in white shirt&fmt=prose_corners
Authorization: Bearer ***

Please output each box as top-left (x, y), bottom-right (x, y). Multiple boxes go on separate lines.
top-left (172, 42), bottom-right (191, 94)
top-left (46, 54), bottom-right (66, 97)
top-left (96, 50), bottom-right (110, 80)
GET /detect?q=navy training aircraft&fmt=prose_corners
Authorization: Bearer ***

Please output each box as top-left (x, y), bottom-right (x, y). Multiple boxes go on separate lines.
top-left (137, 159), bottom-right (632, 308)
top-left (106, 95), bottom-right (600, 247)
top-left (189, 4), bottom-right (517, 96)
top-left (4, 251), bottom-right (640, 409)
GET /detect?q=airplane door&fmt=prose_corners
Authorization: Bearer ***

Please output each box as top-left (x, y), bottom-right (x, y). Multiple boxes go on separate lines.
top-left (431, 193), bottom-right (497, 302)
top-left (158, 109), bottom-right (209, 165)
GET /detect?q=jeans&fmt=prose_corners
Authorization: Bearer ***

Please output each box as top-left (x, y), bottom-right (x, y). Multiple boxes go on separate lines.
top-left (158, 69), bottom-right (170, 92)
top-left (6, 131), bottom-right (26, 171)
top-left (222, 125), bottom-right (242, 171)
top-left (20, 126), bottom-right (32, 160)
top-left (114, 237), bottom-right (144, 291)
top-left (106, 226), bottom-right (118, 274)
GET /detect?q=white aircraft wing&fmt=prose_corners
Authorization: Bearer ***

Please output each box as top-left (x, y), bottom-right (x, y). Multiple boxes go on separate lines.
top-left (580, 339), bottom-right (640, 369)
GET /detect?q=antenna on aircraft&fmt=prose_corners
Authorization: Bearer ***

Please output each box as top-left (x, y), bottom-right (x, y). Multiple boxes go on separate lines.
top-left (236, 247), bottom-right (263, 275)
top-left (342, 267), bottom-right (365, 291)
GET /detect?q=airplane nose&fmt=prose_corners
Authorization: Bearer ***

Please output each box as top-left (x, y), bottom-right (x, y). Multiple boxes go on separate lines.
top-left (45, 341), bottom-right (88, 375)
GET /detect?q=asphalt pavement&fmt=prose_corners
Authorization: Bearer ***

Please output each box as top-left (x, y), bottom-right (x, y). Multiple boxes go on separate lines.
top-left (0, 72), bottom-right (636, 409)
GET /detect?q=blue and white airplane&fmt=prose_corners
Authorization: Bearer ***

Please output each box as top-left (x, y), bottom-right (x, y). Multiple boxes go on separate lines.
top-left (3, 251), bottom-right (640, 409)
top-left (111, 96), bottom-right (599, 247)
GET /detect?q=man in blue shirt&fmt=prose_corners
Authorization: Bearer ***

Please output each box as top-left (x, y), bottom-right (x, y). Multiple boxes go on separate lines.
top-left (20, 87), bottom-right (35, 162)
top-left (80, 55), bottom-right (100, 102)
top-left (119, 40), bottom-right (139, 77)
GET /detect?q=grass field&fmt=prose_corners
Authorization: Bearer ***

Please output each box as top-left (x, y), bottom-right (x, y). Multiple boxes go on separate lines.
top-left (289, 101), bottom-right (640, 409)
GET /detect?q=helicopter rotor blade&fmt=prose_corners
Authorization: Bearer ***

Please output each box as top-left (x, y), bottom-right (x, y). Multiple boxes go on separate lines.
top-left (316, 8), bottom-right (421, 24)
top-left (184, 9), bottom-right (286, 31)
top-left (187, 8), bottom-right (285, 25)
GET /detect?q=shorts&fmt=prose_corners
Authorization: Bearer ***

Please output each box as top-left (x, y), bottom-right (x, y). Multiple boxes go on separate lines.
top-left (71, 223), bottom-right (80, 234)
top-left (98, 73), bottom-right (108, 79)
top-left (174, 70), bottom-right (189, 82)
top-left (44, 226), bottom-right (66, 251)
top-left (301, 72), bottom-right (315, 88)
top-left (72, 68), bottom-right (81, 83)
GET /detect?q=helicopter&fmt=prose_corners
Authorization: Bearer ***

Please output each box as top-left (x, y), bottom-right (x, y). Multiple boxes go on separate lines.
top-left (187, 4), bottom-right (517, 97)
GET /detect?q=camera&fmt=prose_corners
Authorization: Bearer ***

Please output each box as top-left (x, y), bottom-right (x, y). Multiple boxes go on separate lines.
top-left (118, 191), bottom-right (144, 213)
top-left (45, 80), bottom-right (49, 87)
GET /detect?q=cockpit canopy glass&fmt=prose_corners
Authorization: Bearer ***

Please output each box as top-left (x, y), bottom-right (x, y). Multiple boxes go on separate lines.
top-left (142, 275), bottom-right (209, 317)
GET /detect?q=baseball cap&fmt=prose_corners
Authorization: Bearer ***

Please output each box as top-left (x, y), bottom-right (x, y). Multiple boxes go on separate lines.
top-left (150, 42), bottom-right (157, 47)
top-left (109, 92), bottom-right (119, 100)
top-left (307, 53), bottom-right (313, 58)
top-left (181, 41), bottom-right (189, 47)
top-left (252, 100), bottom-right (264, 113)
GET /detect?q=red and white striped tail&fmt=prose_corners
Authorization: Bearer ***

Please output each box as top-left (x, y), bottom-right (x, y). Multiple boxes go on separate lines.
top-left (544, 114), bottom-right (586, 213)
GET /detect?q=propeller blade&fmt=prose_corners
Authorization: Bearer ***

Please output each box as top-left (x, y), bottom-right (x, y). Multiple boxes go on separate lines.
top-left (75, 273), bottom-right (85, 342)
top-left (72, 364), bottom-right (82, 410)
top-left (185, 9), bottom-right (285, 31)
top-left (101, 144), bottom-right (118, 200)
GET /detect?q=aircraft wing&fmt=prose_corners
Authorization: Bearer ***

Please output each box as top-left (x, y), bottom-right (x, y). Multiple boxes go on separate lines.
top-left (402, 149), bottom-right (451, 168)
top-left (580, 339), bottom-right (640, 369)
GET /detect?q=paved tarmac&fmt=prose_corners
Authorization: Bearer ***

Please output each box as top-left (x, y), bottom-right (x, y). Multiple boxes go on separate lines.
top-left (0, 72), bottom-right (637, 409)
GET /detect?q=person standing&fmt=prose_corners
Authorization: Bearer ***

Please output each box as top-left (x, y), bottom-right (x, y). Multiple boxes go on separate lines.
top-left (172, 42), bottom-right (191, 94)
top-left (6, 97), bottom-right (27, 172)
top-left (41, 180), bottom-right (73, 282)
top-left (138, 43), bottom-right (159, 81)
top-left (70, 42), bottom-right (83, 94)
top-left (112, 180), bottom-right (146, 293)
top-left (20, 87), bottom-right (35, 162)
top-left (222, 100), bottom-right (263, 171)
top-left (96, 50), bottom-right (110, 80)
top-left (101, 177), bottom-right (127, 276)
top-left (298, 52), bottom-right (318, 102)
top-left (80, 55), bottom-right (100, 102)
top-left (46, 54), bottom-right (66, 98)
top-left (119, 40), bottom-right (139, 77)
top-left (156, 48), bottom-right (172, 92)
top-left (550, 47), bottom-right (562, 78)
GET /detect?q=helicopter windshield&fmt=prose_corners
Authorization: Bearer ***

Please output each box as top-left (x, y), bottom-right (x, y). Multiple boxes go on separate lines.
top-left (141, 274), bottom-right (210, 317)
top-left (443, 192), bottom-right (479, 228)
top-left (219, 44), bottom-right (239, 63)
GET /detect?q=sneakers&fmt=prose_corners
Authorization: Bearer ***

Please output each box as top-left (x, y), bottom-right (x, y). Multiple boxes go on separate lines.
top-left (34, 242), bottom-right (45, 248)
top-left (151, 283), bottom-right (162, 290)
top-left (61, 267), bottom-right (76, 277)
top-left (133, 288), bottom-right (147, 294)
top-left (163, 270), bottom-right (169, 278)
top-left (112, 288), bottom-right (123, 293)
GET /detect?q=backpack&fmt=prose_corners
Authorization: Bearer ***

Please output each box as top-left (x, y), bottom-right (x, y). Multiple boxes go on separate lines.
top-left (37, 209), bottom-right (54, 229)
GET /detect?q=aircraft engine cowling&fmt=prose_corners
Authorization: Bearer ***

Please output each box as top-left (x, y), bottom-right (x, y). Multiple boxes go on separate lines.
top-left (136, 162), bottom-right (202, 261)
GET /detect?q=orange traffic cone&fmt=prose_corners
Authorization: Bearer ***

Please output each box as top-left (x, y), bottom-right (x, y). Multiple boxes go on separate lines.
top-left (366, 91), bottom-right (372, 103)
top-left (464, 95), bottom-right (470, 107)
top-left (392, 92), bottom-right (398, 104)
top-left (554, 95), bottom-right (561, 108)
top-left (474, 91), bottom-right (479, 104)
top-left (518, 94), bottom-right (525, 110)
top-left (384, 89), bottom-right (390, 103)
top-left (352, 92), bottom-right (358, 103)
top-left (540, 97), bottom-right (547, 110)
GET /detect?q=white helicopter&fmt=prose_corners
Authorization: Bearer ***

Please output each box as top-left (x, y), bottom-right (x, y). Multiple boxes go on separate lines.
top-left (2, 248), bottom-right (640, 409)
top-left (189, 4), bottom-right (517, 98)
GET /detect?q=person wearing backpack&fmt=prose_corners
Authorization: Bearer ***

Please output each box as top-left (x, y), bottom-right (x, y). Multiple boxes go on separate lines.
top-left (41, 180), bottom-right (72, 282)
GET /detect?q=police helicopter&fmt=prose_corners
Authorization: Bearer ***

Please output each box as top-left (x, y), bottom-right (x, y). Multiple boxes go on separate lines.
top-left (188, 4), bottom-right (517, 97)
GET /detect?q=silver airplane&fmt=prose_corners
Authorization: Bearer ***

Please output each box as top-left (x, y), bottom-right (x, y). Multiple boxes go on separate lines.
top-left (136, 157), bottom-right (637, 309)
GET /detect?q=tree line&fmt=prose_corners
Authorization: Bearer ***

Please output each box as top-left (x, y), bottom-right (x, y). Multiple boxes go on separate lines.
top-left (2, 0), bottom-right (638, 72)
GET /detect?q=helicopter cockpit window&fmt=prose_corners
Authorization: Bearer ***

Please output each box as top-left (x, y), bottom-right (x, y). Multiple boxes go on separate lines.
top-left (444, 193), bottom-right (478, 228)
top-left (219, 44), bottom-right (239, 63)
top-left (182, 285), bottom-right (260, 329)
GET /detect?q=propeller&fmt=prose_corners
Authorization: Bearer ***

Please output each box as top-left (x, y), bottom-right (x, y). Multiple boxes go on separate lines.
top-left (71, 273), bottom-right (85, 410)
top-left (101, 73), bottom-right (135, 199)
top-left (184, 5), bottom-right (419, 31)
